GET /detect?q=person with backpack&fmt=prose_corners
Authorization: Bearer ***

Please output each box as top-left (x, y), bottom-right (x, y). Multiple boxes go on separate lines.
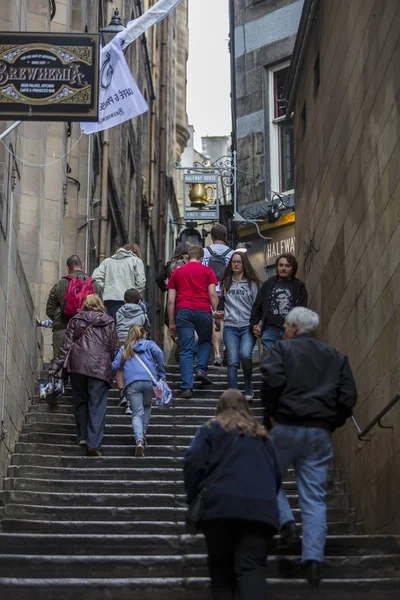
top-left (49, 294), bottom-right (119, 456)
top-left (46, 255), bottom-right (102, 357)
top-left (203, 224), bottom-right (234, 366)
top-left (112, 325), bottom-right (166, 457)
top-left (91, 243), bottom-right (146, 320)
top-left (156, 242), bottom-right (191, 297)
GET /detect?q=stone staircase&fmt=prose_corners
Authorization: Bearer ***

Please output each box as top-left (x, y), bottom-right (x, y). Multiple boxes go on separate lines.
top-left (0, 364), bottom-right (399, 599)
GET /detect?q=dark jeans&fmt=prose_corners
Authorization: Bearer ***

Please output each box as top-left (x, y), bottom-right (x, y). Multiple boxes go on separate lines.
top-left (104, 300), bottom-right (124, 321)
top-left (70, 374), bottom-right (109, 450)
top-left (203, 520), bottom-right (272, 600)
top-left (176, 309), bottom-right (212, 389)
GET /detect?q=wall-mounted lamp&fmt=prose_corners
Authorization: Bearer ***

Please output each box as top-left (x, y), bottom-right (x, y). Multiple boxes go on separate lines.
top-left (235, 242), bottom-right (252, 253)
top-left (100, 8), bottom-right (125, 46)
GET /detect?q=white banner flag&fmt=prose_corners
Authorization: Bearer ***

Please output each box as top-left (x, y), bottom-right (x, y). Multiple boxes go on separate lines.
top-left (81, 0), bottom-right (183, 135)
top-left (80, 42), bottom-right (148, 135)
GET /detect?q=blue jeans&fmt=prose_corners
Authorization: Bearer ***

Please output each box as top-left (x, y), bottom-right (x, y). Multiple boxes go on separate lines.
top-left (176, 309), bottom-right (212, 389)
top-left (125, 380), bottom-right (153, 443)
top-left (223, 326), bottom-right (256, 394)
top-left (261, 327), bottom-right (283, 352)
top-left (272, 424), bottom-right (334, 562)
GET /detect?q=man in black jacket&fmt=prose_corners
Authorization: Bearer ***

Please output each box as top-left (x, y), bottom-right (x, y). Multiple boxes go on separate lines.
top-left (261, 307), bottom-right (357, 586)
top-left (250, 253), bottom-right (308, 352)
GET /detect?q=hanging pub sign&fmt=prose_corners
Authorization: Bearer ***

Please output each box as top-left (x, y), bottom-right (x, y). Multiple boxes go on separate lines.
top-left (183, 173), bottom-right (219, 221)
top-left (0, 32), bottom-right (99, 121)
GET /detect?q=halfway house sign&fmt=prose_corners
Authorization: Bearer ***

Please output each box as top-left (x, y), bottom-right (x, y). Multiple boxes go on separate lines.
top-left (0, 32), bottom-right (99, 121)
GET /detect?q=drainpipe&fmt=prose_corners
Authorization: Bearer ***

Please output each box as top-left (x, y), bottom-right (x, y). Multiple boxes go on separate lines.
top-left (1, 150), bottom-right (14, 441)
top-left (84, 134), bottom-right (92, 268)
top-left (99, 0), bottom-right (113, 262)
top-left (99, 130), bottom-right (109, 262)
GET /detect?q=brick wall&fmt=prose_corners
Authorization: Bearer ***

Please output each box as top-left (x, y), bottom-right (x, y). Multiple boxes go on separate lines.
top-left (294, 0), bottom-right (400, 533)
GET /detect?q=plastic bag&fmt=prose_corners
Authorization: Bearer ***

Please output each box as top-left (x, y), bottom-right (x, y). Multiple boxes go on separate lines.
top-left (153, 379), bottom-right (172, 407)
top-left (39, 377), bottom-right (65, 403)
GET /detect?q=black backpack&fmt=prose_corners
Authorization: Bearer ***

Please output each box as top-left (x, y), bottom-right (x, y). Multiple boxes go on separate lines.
top-left (206, 247), bottom-right (231, 281)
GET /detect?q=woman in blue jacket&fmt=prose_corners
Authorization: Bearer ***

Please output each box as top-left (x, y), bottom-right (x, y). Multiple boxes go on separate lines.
top-left (112, 325), bottom-right (165, 456)
top-left (183, 389), bottom-right (281, 600)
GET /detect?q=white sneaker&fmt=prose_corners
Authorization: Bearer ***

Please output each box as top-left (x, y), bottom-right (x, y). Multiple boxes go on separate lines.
top-left (125, 405), bottom-right (132, 415)
top-left (245, 393), bottom-right (254, 403)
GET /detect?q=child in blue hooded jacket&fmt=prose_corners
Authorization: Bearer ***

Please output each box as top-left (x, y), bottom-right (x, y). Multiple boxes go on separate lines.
top-left (112, 325), bottom-right (166, 456)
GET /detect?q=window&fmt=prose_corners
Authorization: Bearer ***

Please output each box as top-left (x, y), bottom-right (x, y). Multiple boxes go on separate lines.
top-left (268, 62), bottom-right (295, 194)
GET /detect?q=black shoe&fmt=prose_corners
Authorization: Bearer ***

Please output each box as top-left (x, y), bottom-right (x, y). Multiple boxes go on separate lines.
top-left (180, 389), bottom-right (193, 399)
top-left (195, 371), bottom-right (213, 385)
top-left (305, 560), bottom-right (322, 587)
top-left (277, 520), bottom-right (300, 550)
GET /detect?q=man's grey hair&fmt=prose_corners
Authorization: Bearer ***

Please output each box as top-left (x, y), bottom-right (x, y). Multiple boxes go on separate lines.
top-left (286, 307), bottom-right (319, 332)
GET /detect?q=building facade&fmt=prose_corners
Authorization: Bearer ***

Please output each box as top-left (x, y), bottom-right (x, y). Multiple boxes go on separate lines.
top-left (0, 0), bottom-right (189, 484)
top-left (286, 0), bottom-right (400, 533)
top-left (230, 0), bottom-right (303, 277)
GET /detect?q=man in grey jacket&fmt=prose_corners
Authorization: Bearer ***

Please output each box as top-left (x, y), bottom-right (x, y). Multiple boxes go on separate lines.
top-left (92, 244), bottom-right (146, 320)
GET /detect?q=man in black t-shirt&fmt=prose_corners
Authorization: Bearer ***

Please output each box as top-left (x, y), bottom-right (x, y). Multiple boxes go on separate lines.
top-left (250, 254), bottom-right (308, 352)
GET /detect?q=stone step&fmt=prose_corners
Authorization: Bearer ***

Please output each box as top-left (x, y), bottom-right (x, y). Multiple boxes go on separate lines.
top-left (0, 576), bottom-right (399, 600)
top-left (14, 442), bottom-right (193, 457)
top-left (21, 422), bottom-right (232, 436)
top-left (4, 502), bottom-right (356, 523)
top-left (9, 453), bottom-right (339, 478)
top-left (25, 413), bottom-right (245, 426)
top-left (16, 435), bottom-right (195, 450)
top-left (1, 533), bottom-right (395, 556)
top-left (1, 519), bottom-right (356, 536)
top-left (7, 465), bottom-right (343, 489)
top-left (2, 489), bottom-right (351, 510)
top-left (0, 553), bottom-right (398, 580)
top-left (29, 404), bottom-right (265, 417)
top-left (4, 477), bottom-right (345, 496)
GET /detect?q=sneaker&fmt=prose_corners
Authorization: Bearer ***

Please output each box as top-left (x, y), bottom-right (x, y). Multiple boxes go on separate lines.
top-left (305, 560), bottom-right (322, 587)
top-left (88, 449), bottom-right (102, 457)
top-left (180, 389), bottom-right (193, 399)
top-left (195, 371), bottom-right (213, 386)
top-left (118, 391), bottom-right (128, 407)
top-left (135, 441), bottom-right (145, 457)
top-left (244, 392), bottom-right (254, 403)
top-left (213, 357), bottom-right (222, 366)
top-left (277, 520), bottom-right (300, 550)
top-left (78, 440), bottom-right (88, 447)
top-left (125, 405), bottom-right (132, 415)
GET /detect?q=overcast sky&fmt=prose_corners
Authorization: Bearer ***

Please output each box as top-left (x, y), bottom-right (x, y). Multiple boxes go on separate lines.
top-left (187, 0), bottom-right (231, 151)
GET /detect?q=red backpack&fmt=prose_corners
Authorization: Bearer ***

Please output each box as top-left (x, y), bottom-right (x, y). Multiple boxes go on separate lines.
top-left (62, 276), bottom-right (95, 318)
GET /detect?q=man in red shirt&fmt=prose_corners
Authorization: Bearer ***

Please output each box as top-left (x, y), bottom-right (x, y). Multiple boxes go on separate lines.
top-left (167, 245), bottom-right (219, 398)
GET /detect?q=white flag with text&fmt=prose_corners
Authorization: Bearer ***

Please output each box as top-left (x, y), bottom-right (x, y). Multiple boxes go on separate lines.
top-left (81, 0), bottom-right (183, 134)
top-left (80, 42), bottom-right (148, 135)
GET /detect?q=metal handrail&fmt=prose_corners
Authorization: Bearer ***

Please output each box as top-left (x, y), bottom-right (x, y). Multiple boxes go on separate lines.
top-left (351, 394), bottom-right (400, 442)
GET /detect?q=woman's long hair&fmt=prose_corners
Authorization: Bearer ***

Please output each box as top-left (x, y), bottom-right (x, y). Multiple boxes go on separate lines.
top-left (220, 252), bottom-right (262, 293)
top-left (208, 389), bottom-right (268, 439)
top-left (122, 325), bottom-right (147, 365)
top-left (124, 243), bottom-right (142, 259)
top-left (81, 294), bottom-right (106, 313)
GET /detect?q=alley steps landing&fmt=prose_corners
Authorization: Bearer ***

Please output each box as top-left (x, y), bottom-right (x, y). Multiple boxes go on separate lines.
top-left (0, 365), bottom-right (399, 599)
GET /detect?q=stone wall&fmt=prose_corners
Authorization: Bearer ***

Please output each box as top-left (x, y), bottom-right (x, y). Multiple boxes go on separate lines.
top-left (0, 169), bottom-right (42, 490)
top-left (294, 0), bottom-right (400, 533)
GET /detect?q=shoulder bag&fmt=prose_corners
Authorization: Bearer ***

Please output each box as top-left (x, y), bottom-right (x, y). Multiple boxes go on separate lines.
top-left (185, 432), bottom-right (239, 534)
top-left (132, 350), bottom-right (172, 407)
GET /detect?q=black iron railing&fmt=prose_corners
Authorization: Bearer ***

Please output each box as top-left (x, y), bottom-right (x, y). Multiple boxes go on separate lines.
top-left (351, 394), bottom-right (400, 442)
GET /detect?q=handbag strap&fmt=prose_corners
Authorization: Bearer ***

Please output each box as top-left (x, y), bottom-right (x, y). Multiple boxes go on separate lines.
top-left (75, 313), bottom-right (102, 342)
top-left (132, 350), bottom-right (158, 385)
top-left (202, 432), bottom-right (240, 491)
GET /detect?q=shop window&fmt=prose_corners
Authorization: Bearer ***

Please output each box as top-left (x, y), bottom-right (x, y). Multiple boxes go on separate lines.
top-left (268, 62), bottom-right (295, 194)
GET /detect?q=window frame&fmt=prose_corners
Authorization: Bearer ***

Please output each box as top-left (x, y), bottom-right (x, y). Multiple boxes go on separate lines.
top-left (268, 60), bottom-right (294, 196)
